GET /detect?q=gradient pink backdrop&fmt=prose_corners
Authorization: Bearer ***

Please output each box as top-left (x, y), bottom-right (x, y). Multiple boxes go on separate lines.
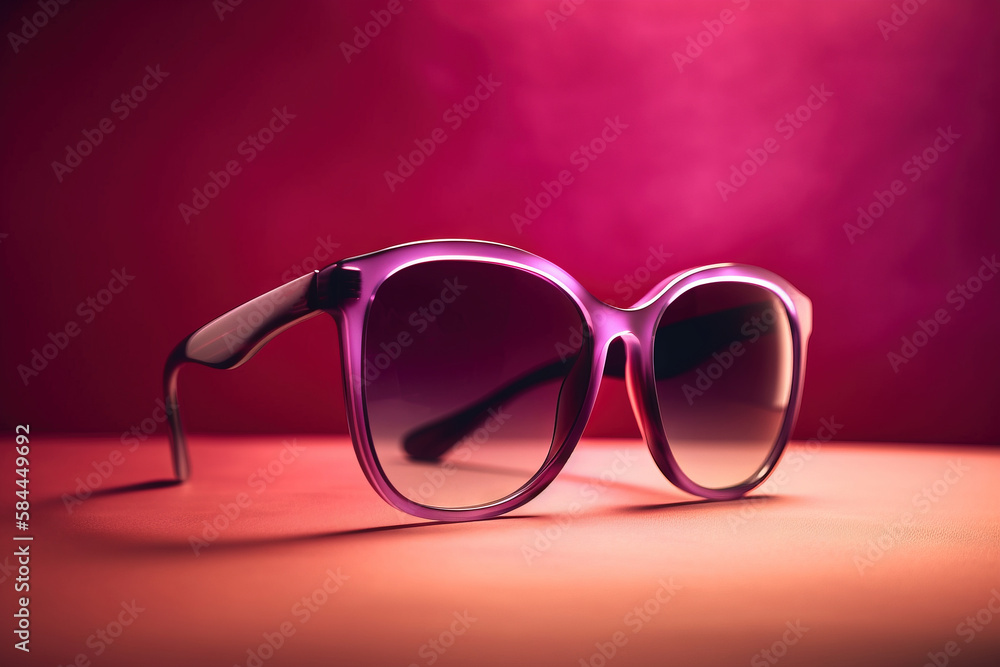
top-left (2, 0), bottom-right (998, 444)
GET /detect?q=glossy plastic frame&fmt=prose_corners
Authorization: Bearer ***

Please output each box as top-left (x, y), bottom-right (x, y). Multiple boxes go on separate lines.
top-left (165, 239), bottom-right (812, 521)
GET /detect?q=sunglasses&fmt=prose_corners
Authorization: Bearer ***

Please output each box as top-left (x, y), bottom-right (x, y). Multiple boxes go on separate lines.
top-left (164, 240), bottom-right (812, 521)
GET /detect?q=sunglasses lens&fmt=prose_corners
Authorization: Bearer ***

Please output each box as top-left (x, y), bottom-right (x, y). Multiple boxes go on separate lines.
top-left (653, 282), bottom-right (794, 490)
top-left (363, 260), bottom-right (589, 510)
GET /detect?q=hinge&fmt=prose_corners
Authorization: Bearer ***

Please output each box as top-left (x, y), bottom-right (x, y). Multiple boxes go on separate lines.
top-left (312, 265), bottom-right (361, 310)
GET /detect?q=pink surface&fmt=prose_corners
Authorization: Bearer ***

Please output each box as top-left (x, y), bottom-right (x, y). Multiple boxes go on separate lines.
top-left (2, 1), bottom-right (1000, 443)
top-left (2, 436), bottom-right (999, 666)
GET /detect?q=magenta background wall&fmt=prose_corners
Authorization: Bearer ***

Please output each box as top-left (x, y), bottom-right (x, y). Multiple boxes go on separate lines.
top-left (2, 0), bottom-right (998, 444)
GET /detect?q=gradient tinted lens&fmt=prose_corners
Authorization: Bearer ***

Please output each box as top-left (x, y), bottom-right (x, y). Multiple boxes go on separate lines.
top-left (364, 260), bottom-right (589, 509)
top-left (653, 282), bottom-right (793, 490)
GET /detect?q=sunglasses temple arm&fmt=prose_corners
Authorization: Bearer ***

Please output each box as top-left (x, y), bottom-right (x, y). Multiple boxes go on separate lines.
top-left (401, 304), bottom-right (766, 460)
top-left (163, 271), bottom-right (324, 481)
top-left (401, 345), bottom-right (630, 460)
top-left (401, 359), bottom-right (578, 460)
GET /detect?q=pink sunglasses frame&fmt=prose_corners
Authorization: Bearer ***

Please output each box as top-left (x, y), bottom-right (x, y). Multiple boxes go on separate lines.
top-left (164, 239), bottom-right (812, 521)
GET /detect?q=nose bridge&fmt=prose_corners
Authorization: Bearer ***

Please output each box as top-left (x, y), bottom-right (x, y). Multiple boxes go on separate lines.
top-left (586, 303), bottom-right (652, 450)
top-left (589, 300), bottom-right (652, 350)
top-left (586, 301), bottom-right (655, 385)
